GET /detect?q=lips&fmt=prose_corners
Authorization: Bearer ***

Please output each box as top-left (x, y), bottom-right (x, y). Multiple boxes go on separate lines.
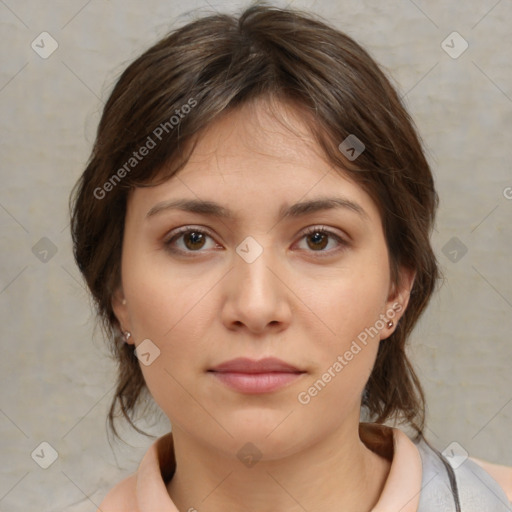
top-left (208, 357), bottom-right (306, 393)
top-left (208, 357), bottom-right (303, 374)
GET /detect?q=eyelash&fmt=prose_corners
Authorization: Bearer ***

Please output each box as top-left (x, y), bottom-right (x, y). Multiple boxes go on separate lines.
top-left (163, 225), bottom-right (349, 257)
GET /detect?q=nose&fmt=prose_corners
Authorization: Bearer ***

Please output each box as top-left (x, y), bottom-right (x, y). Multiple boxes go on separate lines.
top-left (220, 243), bottom-right (293, 334)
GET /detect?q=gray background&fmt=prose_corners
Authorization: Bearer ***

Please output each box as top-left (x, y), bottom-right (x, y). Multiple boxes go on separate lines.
top-left (1, 0), bottom-right (511, 510)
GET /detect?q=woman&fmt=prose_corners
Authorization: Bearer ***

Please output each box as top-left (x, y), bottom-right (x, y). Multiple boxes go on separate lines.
top-left (70, 4), bottom-right (512, 511)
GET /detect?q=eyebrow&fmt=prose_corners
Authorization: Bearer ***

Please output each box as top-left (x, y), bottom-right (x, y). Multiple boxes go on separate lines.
top-left (146, 196), bottom-right (368, 222)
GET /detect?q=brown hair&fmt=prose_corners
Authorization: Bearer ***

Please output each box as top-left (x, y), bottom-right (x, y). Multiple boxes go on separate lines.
top-left (70, 3), bottom-right (439, 441)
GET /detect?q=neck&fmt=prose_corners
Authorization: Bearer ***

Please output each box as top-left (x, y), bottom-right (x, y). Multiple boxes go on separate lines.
top-left (166, 420), bottom-right (391, 512)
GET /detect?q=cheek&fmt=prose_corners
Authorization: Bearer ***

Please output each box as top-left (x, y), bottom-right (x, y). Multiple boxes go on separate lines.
top-left (295, 254), bottom-right (390, 402)
top-left (127, 279), bottom-right (215, 371)
top-left (303, 258), bottom-right (390, 347)
top-left (121, 255), bottom-right (219, 404)
top-left (295, 285), bottom-right (386, 419)
top-left (126, 288), bottom-right (209, 423)
top-left (123, 243), bottom-right (217, 340)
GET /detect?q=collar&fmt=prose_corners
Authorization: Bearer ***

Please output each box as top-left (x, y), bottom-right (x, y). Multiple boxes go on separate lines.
top-left (134, 423), bottom-right (423, 512)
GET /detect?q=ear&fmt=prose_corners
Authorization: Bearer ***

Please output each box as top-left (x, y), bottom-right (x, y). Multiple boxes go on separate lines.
top-left (381, 266), bottom-right (416, 339)
top-left (111, 285), bottom-right (134, 344)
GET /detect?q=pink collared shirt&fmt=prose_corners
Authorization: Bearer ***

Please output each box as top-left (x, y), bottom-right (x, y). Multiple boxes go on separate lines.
top-left (96, 424), bottom-right (512, 511)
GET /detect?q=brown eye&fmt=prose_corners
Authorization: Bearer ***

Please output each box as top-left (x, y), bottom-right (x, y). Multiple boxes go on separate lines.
top-left (297, 226), bottom-right (348, 255)
top-left (183, 231), bottom-right (207, 250)
top-left (305, 231), bottom-right (329, 251)
top-left (164, 227), bottom-right (218, 254)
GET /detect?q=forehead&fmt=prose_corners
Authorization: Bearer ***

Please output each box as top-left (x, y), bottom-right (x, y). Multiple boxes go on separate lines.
top-left (185, 97), bottom-right (323, 168)
top-left (126, 98), bottom-right (381, 225)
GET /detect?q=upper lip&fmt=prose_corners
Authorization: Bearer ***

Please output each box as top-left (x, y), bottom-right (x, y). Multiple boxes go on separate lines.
top-left (209, 357), bottom-right (304, 373)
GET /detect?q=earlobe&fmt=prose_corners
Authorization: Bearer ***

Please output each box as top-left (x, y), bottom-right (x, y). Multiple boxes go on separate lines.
top-left (111, 286), bottom-right (132, 341)
top-left (381, 267), bottom-right (416, 339)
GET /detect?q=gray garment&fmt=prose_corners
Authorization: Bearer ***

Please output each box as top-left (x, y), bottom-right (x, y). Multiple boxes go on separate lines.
top-left (414, 438), bottom-right (511, 511)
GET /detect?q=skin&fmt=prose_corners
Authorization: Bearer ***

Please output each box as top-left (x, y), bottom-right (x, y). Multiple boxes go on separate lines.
top-left (112, 97), bottom-right (415, 512)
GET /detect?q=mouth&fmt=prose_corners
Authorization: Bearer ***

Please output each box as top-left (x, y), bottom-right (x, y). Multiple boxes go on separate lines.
top-left (207, 357), bottom-right (306, 394)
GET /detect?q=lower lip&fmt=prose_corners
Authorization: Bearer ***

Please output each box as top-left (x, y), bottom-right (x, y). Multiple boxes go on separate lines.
top-left (209, 371), bottom-right (304, 393)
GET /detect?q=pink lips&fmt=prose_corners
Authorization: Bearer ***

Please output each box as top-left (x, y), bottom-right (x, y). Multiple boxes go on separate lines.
top-left (208, 357), bottom-right (306, 394)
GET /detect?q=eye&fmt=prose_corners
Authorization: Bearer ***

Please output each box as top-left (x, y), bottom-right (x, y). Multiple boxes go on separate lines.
top-left (163, 226), bottom-right (220, 254)
top-left (296, 226), bottom-right (348, 254)
top-left (163, 225), bottom-right (348, 256)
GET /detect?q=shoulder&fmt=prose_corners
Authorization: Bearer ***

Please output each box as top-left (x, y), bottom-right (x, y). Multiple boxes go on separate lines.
top-left (456, 457), bottom-right (512, 511)
top-left (414, 438), bottom-right (512, 511)
top-left (471, 457), bottom-right (512, 503)
top-left (96, 473), bottom-right (138, 512)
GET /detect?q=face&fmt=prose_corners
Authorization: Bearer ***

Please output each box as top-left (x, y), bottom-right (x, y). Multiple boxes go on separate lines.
top-left (112, 98), bottom-right (413, 460)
